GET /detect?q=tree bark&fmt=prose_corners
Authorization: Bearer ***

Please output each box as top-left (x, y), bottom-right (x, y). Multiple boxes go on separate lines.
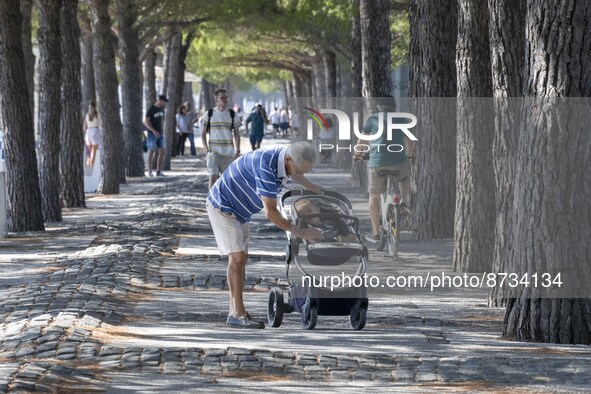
top-left (349, 0), bottom-right (365, 189)
top-left (351, 0), bottom-right (362, 98)
top-left (90, 0), bottom-right (125, 194)
top-left (0, 0), bottom-right (44, 232)
top-left (37, 0), bottom-right (63, 222)
top-left (452, 0), bottom-right (495, 273)
top-left (200, 78), bottom-right (215, 110)
top-left (487, 0), bottom-right (525, 306)
top-left (503, 0), bottom-right (591, 345)
top-left (408, 0), bottom-right (457, 240)
top-left (360, 0), bottom-right (392, 97)
top-left (20, 0), bottom-right (35, 112)
top-left (144, 49), bottom-right (157, 109)
top-left (161, 35), bottom-right (172, 96)
top-left (80, 29), bottom-right (96, 113)
top-left (282, 80), bottom-right (290, 108)
top-left (162, 31), bottom-right (181, 171)
top-left (116, 0), bottom-right (145, 177)
top-left (59, 0), bottom-right (85, 208)
top-left (324, 49), bottom-right (337, 98)
top-left (312, 56), bottom-right (325, 97)
top-left (356, 0), bottom-right (392, 192)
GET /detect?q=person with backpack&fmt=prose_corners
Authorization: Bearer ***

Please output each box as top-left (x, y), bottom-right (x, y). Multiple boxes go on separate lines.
top-left (201, 88), bottom-right (242, 189)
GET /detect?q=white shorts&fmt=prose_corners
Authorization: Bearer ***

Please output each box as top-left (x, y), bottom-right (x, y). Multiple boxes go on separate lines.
top-left (85, 127), bottom-right (102, 146)
top-left (206, 152), bottom-right (234, 176)
top-left (206, 200), bottom-right (249, 256)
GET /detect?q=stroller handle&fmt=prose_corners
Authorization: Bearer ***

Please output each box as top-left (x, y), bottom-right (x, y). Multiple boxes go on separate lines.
top-left (281, 189), bottom-right (353, 209)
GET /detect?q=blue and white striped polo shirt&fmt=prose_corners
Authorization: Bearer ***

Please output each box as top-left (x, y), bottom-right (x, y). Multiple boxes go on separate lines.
top-left (207, 146), bottom-right (288, 223)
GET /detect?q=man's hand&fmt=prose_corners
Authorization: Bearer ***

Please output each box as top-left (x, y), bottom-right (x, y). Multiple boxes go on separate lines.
top-left (153, 131), bottom-right (160, 139)
top-left (353, 153), bottom-right (363, 161)
top-left (299, 227), bottom-right (323, 243)
top-left (234, 150), bottom-right (241, 159)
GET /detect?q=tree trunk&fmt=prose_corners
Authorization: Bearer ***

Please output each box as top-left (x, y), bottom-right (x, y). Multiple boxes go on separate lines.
top-left (408, 0), bottom-right (457, 240)
top-left (312, 56), bottom-right (325, 97)
top-left (284, 79), bottom-right (293, 108)
top-left (90, 0), bottom-right (125, 194)
top-left (177, 32), bottom-right (194, 107)
top-left (324, 49), bottom-right (337, 98)
top-left (80, 29), bottom-right (96, 112)
top-left (339, 66), bottom-right (351, 97)
top-left (487, 0), bottom-right (525, 307)
top-left (59, 0), bottom-right (85, 208)
top-left (0, 0), bottom-right (45, 232)
top-left (37, 0), bottom-right (63, 222)
top-left (349, 0), bottom-right (365, 189)
top-left (282, 80), bottom-right (290, 108)
top-left (182, 82), bottom-right (193, 107)
top-left (144, 50), bottom-right (157, 109)
top-left (162, 31), bottom-right (181, 171)
top-left (161, 35), bottom-right (172, 96)
top-left (20, 0), bottom-right (35, 112)
top-left (351, 0), bottom-right (362, 98)
top-left (503, 0), bottom-right (591, 345)
top-left (116, 0), bottom-right (144, 177)
top-left (200, 78), bottom-right (215, 110)
top-left (356, 0), bottom-right (392, 192)
top-left (360, 0), bottom-right (392, 97)
top-left (452, 0), bottom-right (495, 273)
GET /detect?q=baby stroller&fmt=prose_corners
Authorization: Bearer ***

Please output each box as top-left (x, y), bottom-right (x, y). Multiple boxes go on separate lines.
top-left (267, 189), bottom-right (369, 330)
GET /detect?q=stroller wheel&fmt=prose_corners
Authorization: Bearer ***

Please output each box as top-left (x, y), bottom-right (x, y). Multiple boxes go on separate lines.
top-left (267, 287), bottom-right (284, 327)
top-left (350, 300), bottom-right (367, 330)
top-left (302, 300), bottom-right (318, 330)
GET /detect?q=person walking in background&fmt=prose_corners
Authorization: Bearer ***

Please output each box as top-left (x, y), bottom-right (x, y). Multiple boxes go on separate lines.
top-left (201, 88), bottom-right (242, 189)
top-left (207, 141), bottom-right (324, 328)
top-left (280, 107), bottom-right (290, 138)
top-left (83, 101), bottom-right (102, 167)
top-left (319, 118), bottom-right (335, 163)
top-left (175, 105), bottom-right (191, 156)
top-left (144, 95), bottom-right (168, 177)
top-left (183, 101), bottom-right (198, 156)
top-left (269, 107), bottom-right (281, 138)
top-left (245, 104), bottom-right (268, 151)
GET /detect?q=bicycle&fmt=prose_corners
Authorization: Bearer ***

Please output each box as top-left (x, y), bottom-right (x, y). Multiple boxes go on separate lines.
top-left (374, 169), bottom-right (402, 259)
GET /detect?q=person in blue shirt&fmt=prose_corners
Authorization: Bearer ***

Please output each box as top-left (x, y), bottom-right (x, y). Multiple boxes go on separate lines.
top-left (354, 98), bottom-right (415, 244)
top-left (207, 142), bottom-right (324, 328)
top-left (245, 104), bottom-right (268, 151)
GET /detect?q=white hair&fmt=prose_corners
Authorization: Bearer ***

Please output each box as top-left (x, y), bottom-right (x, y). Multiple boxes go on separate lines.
top-left (286, 142), bottom-right (316, 166)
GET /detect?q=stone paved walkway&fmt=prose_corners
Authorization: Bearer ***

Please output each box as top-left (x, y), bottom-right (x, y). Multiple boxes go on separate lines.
top-left (1, 139), bottom-right (590, 392)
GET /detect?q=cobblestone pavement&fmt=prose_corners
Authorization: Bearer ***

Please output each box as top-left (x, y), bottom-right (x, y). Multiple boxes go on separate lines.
top-left (1, 147), bottom-right (591, 392)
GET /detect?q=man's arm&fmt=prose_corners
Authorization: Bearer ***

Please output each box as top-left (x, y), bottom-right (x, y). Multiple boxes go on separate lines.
top-left (233, 125), bottom-right (241, 157)
top-left (245, 115), bottom-right (250, 134)
top-left (261, 196), bottom-right (322, 243)
top-left (291, 174), bottom-right (323, 194)
top-left (143, 116), bottom-right (159, 138)
top-left (201, 120), bottom-right (209, 153)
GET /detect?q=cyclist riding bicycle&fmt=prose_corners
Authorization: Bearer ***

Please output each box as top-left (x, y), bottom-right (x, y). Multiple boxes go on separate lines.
top-left (353, 97), bottom-right (415, 244)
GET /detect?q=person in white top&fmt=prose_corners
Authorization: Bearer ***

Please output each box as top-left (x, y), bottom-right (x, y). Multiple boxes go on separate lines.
top-left (280, 107), bottom-right (290, 138)
top-left (269, 107), bottom-right (281, 138)
top-left (201, 88), bottom-right (242, 189)
top-left (83, 101), bottom-right (102, 167)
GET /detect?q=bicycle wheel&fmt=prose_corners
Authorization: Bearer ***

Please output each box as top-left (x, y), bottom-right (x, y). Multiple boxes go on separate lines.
top-left (376, 215), bottom-right (387, 251)
top-left (387, 206), bottom-right (399, 259)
